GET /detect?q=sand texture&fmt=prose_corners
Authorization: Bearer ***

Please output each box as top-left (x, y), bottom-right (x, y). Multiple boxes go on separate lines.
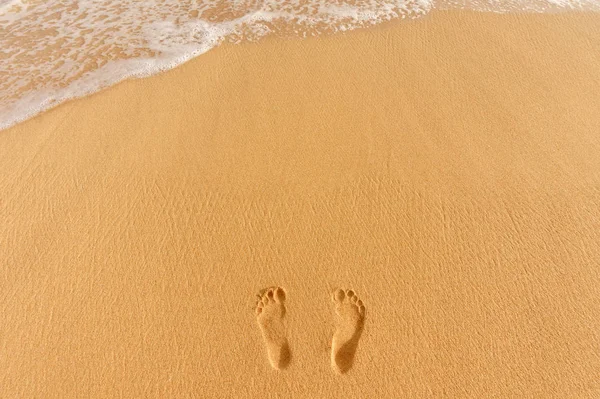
top-left (1, 10), bottom-right (600, 398)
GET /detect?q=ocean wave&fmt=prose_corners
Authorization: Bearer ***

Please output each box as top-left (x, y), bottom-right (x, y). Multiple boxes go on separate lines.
top-left (0, 0), bottom-right (597, 130)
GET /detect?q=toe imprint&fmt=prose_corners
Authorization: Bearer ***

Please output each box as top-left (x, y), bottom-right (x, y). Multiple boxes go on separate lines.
top-left (255, 287), bottom-right (290, 370)
top-left (331, 288), bottom-right (365, 374)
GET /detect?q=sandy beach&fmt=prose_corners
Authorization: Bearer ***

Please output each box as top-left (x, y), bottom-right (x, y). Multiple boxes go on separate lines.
top-left (1, 10), bottom-right (600, 397)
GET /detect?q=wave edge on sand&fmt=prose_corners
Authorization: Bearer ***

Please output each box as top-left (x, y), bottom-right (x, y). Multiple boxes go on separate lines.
top-left (1, 0), bottom-right (599, 131)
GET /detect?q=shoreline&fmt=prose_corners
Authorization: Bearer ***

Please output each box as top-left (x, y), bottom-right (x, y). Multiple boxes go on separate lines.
top-left (2, 8), bottom-right (600, 132)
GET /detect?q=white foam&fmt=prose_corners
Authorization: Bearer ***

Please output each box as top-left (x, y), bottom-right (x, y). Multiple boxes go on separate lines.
top-left (0, 0), bottom-right (598, 130)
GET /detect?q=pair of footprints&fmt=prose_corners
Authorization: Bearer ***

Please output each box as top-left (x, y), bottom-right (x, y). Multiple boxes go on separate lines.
top-left (255, 287), bottom-right (365, 374)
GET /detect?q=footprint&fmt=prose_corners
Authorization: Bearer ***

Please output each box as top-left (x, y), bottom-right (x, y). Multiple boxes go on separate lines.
top-left (255, 287), bottom-right (291, 370)
top-left (331, 288), bottom-right (365, 374)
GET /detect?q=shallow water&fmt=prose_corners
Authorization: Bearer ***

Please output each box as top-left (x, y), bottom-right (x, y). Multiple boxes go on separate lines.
top-left (0, 0), bottom-right (598, 130)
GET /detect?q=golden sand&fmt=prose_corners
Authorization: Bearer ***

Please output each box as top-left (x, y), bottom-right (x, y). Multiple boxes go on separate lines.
top-left (1, 10), bottom-right (600, 397)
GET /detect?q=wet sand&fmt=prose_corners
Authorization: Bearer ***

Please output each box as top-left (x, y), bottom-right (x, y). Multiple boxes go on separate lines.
top-left (1, 10), bottom-right (600, 398)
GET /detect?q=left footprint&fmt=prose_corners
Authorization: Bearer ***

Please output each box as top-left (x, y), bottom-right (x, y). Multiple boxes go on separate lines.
top-left (255, 287), bottom-right (291, 370)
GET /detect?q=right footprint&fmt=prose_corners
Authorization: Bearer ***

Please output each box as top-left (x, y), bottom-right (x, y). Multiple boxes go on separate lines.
top-left (331, 288), bottom-right (365, 374)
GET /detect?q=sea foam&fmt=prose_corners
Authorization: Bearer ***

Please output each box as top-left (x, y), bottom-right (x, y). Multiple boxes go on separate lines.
top-left (0, 0), bottom-right (598, 130)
